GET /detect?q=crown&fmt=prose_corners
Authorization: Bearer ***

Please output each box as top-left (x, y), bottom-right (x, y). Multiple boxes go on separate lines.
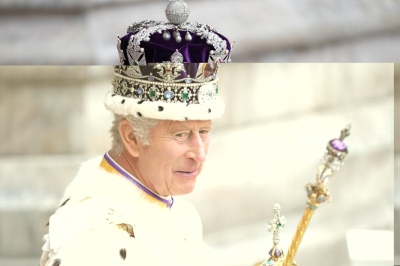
top-left (105, 0), bottom-right (232, 121)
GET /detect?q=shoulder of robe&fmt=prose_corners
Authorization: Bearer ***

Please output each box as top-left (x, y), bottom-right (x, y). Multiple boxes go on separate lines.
top-left (45, 197), bottom-right (148, 266)
top-left (43, 197), bottom-right (211, 266)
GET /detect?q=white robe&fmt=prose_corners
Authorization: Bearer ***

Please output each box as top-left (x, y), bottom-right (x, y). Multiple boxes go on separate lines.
top-left (41, 156), bottom-right (221, 266)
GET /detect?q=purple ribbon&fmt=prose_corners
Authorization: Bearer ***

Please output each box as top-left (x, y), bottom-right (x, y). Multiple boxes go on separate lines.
top-left (103, 153), bottom-right (174, 208)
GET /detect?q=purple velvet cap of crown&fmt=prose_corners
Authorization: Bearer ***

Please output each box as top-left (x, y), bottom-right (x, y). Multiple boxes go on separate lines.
top-left (119, 29), bottom-right (231, 64)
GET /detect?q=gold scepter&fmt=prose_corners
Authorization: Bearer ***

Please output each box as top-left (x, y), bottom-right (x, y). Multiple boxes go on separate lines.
top-left (254, 125), bottom-right (351, 266)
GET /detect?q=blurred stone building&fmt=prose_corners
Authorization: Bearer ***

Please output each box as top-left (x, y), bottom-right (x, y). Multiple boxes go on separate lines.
top-left (0, 0), bottom-right (399, 64)
top-left (0, 64), bottom-right (394, 266)
top-left (394, 63), bottom-right (399, 264)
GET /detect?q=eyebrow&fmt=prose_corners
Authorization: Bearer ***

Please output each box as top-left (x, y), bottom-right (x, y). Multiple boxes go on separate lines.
top-left (169, 122), bottom-right (212, 133)
top-left (171, 126), bottom-right (190, 132)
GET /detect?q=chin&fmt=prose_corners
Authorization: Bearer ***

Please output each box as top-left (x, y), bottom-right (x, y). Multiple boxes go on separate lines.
top-left (172, 173), bottom-right (198, 194)
top-left (174, 182), bottom-right (196, 196)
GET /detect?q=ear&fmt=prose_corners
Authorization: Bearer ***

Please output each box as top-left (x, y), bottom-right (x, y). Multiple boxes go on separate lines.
top-left (119, 119), bottom-right (140, 157)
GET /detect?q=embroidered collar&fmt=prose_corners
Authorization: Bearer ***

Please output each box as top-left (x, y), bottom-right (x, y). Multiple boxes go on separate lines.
top-left (101, 152), bottom-right (174, 208)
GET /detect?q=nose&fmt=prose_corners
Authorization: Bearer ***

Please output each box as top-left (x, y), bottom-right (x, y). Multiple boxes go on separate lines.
top-left (186, 133), bottom-right (208, 163)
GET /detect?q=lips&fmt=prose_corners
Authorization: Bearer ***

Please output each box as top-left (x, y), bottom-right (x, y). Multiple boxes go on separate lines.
top-left (174, 169), bottom-right (199, 178)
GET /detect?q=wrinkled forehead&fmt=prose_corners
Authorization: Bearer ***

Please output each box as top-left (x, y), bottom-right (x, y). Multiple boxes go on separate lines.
top-left (159, 119), bottom-right (213, 133)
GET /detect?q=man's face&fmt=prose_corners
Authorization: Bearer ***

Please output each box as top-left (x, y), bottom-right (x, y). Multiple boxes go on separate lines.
top-left (134, 120), bottom-right (212, 197)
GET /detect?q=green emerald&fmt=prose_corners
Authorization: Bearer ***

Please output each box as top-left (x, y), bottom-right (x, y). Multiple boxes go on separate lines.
top-left (149, 89), bottom-right (157, 99)
top-left (215, 86), bottom-right (219, 95)
top-left (181, 91), bottom-right (189, 100)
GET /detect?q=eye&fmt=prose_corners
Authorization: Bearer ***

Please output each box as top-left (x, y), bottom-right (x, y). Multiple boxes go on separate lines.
top-left (174, 131), bottom-right (190, 141)
top-left (199, 129), bottom-right (211, 138)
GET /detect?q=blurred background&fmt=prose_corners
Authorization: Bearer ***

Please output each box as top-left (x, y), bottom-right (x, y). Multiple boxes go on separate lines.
top-left (394, 64), bottom-right (400, 265)
top-left (0, 63), bottom-right (394, 266)
top-left (0, 0), bottom-right (400, 64)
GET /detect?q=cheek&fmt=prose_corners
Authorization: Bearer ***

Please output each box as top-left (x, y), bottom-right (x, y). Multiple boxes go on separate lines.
top-left (158, 148), bottom-right (183, 171)
top-left (146, 142), bottom-right (193, 175)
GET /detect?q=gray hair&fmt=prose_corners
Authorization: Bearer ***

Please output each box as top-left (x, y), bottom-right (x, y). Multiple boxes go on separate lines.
top-left (110, 114), bottom-right (160, 156)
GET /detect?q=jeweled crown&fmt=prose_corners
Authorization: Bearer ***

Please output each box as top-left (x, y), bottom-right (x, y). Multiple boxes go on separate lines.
top-left (105, 0), bottom-right (231, 121)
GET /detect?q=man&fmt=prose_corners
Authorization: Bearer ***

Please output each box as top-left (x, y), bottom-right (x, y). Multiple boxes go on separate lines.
top-left (40, 1), bottom-right (232, 265)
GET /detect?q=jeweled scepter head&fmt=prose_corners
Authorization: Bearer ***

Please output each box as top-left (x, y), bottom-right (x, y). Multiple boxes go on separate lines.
top-left (284, 125), bottom-right (351, 266)
top-left (305, 125), bottom-right (350, 209)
